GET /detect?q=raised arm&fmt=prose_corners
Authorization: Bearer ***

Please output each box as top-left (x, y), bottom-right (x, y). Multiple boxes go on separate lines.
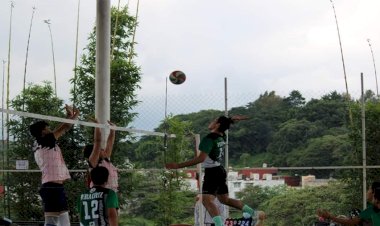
top-left (230, 115), bottom-right (249, 123)
top-left (88, 119), bottom-right (102, 168)
top-left (53, 104), bottom-right (80, 139)
top-left (103, 121), bottom-right (116, 158)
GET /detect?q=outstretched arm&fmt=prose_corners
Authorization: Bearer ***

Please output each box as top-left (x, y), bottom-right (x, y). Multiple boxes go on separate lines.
top-left (88, 119), bottom-right (102, 168)
top-left (165, 152), bottom-right (208, 169)
top-left (53, 104), bottom-right (80, 139)
top-left (316, 209), bottom-right (361, 226)
top-left (103, 121), bottom-right (116, 158)
top-left (230, 115), bottom-right (249, 123)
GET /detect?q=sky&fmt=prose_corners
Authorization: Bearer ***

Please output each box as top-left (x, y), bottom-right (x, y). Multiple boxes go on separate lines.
top-left (0, 0), bottom-right (379, 131)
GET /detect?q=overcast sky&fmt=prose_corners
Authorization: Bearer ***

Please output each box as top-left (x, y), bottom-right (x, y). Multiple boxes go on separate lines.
top-left (0, 0), bottom-right (379, 130)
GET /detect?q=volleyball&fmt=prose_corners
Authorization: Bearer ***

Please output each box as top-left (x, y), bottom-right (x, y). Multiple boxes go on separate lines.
top-left (169, 70), bottom-right (186, 85)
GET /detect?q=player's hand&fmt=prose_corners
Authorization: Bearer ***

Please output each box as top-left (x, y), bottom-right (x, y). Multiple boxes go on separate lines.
top-left (65, 104), bottom-right (74, 117)
top-left (108, 121), bottom-right (116, 130)
top-left (73, 107), bottom-right (80, 118)
top-left (165, 163), bottom-right (179, 169)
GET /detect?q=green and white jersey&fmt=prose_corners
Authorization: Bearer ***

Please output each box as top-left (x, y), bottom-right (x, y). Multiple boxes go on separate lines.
top-left (360, 203), bottom-right (374, 221)
top-left (199, 133), bottom-right (225, 168)
top-left (371, 210), bottom-right (380, 225)
top-left (78, 186), bottom-right (119, 226)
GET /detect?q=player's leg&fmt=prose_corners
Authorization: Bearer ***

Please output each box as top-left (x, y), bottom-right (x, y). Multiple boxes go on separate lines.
top-left (57, 211), bottom-right (70, 226)
top-left (56, 186), bottom-right (70, 226)
top-left (40, 183), bottom-right (70, 226)
top-left (217, 191), bottom-right (266, 224)
top-left (40, 183), bottom-right (59, 226)
top-left (216, 193), bottom-right (243, 209)
top-left (44, 214), bottom-right (59, 226)
top-left (203, 168), bottom-right (223, 226)
top-left (202, 194), bottom-right (223, 226)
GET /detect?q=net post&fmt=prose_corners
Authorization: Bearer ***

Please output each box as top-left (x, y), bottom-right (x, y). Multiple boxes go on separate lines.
top-left (96, 0), bottom-right (111, 147)
top-left (194, 134), bottom-right (204, 226)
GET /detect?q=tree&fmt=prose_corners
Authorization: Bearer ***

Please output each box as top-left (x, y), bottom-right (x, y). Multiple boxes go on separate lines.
top-left (7, 82), bottom-right (85, 221)
top-left (239, 153), bottom-right (251, 166)
top-left (236, 185), bottom-right (287, 211)
top-left (267, 119), bottom-right (321, 156)
top-left (261, 181), bottom-right (357, 225)
top-left (286, 134), bottom-right (351, 178)
top-left (348, 100), bottom-right (380, 194)
top-left (71, 5), bottom-right (141, 144)
top-left (125, 116), bottom-right (196, 225)
top-left (70, 6), bottom-right (142, 218)
top-left (297, 91), bottom-right (349, 128)
top-left (284, 90), bottom-right (306, 108)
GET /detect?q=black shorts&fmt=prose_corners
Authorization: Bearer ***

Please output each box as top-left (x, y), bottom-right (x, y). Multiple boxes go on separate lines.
top-left (202, 166), bottom-right (228, 195)
top-left (39, 182), bottom-right (68, 213)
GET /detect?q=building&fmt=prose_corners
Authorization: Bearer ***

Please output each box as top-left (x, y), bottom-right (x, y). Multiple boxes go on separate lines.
top-left (182, 167), bottom-right (301, 197)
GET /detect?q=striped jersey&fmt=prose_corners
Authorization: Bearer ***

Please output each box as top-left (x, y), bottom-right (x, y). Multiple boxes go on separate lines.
top-left (78, 186), bottom-right (119, 226)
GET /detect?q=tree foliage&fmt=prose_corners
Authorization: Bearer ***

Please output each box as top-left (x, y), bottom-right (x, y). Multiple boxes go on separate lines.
top-left (7, 82), bottom-right (85, 221)
top-left (71, 5), bottom-right (141, 144)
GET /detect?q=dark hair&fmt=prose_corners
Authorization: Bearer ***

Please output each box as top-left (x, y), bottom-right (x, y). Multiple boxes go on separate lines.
top-left (217, 116), bottom-right (234, 133)
top-left (372, 182), bottom-right (380, 191)
top-left (29, 121), bottom-right (49, 138)
top-left (83, 145), bottom-right (94, 159)
top-left (91, 166), bottom-right (109, 186)
top-left (374, 187), bottom-right (380, 200)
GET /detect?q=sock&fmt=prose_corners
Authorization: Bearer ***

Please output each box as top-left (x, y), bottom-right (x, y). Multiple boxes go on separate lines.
top-left (212, 215), bottom-right (223, 226)
top-left (57, 212), bottom-right (70, 226)
top-left (242, 204), bottom-right (254, 216)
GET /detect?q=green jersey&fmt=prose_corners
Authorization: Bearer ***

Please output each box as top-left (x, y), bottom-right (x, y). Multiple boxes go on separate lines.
top-left (371, 211), bottom-right (380, 226)
top-left (199, 133), bottom-right (225, 168)
top-left (78, 186), bottom-right (119, 226)
top-left (360, 203), bottom-right (374, 221)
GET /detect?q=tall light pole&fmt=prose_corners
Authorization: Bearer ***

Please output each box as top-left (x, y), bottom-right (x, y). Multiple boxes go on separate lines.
top-left (44, 19), bottom-right (57, 97)
top-left (329, 0), bottom-right (352, 125)
top-left (367, 39), bottom-right (378, 97)
top-left (73, 0), bottom-right (81, 107)
top-left (1, 60), bottom-right (6, 217)
top-left (5, 1), bottom-right (14, 218)
top-left (23, 6), bottom-right (36, 111)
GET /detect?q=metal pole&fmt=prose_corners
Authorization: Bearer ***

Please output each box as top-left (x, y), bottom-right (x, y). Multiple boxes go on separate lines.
top-left (6, 2), bottom-right (14, 218)
top-left (224, 77), bottom-right (228, 169)
top-left (44, 20), bottom-right (57, 97)
top-left (361, 72), bottom-right (367, 209)
top-left (2, 60), bottom-right (5, 217)
top-left (194, 134), bottom-right (204, 226)
top-left (367, 39), bottom-right (378, 97)
top-left (73, 0), bottom-right (81, 107)
top-left (329, 0), bottom-right (353, 125)
top-left (128, 0), bottom-right (140, 64)
top-left (96, 0), bottom-right (111, 147)
top-left (224, 77), bottom-right (229, 218)
top-left (164, 77), bottom-right (168, 151)
top-left (23, 7), bottom-right (36, 109)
